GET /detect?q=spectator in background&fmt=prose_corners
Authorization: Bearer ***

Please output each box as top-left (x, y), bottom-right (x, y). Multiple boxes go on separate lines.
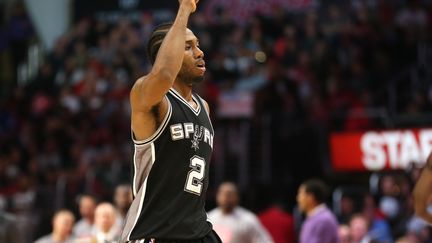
top-left (349, 214), bottom-right (371, 243)
top-left (113, 184), bottom-right (132, 228)
top-left (258, 202), bottom-right (295, 243)
top-left (11, 173), bottom-right (37, 243)
top-left (338, 224), bottom-right (350, 243)
top-left (0, 209), bottom-right (23, 243)
top-left (296, 179), bottom-right (339, 243)
top-left (337, 194), bottom-right (356, 225)
top-left (75, 203), bottom-right (120, 243)
top-left (35, 209), bottom-right (75, 243)
top-left (405, 214), bottom-right (430, 243)
top-left (378, 175), bottom-right (401, 221)
top-left (361, 194), bottom-right (393, 242)
top-left (208, 182), bottom-right (274, 243)
top-left (73, 195), bottom-right (97, 237)
top-left (92, 202), bottom-right (120, 243)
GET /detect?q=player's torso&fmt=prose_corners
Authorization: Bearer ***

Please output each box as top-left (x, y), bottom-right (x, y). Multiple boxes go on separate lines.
top-left (124, 89), bottom-right (214, 241)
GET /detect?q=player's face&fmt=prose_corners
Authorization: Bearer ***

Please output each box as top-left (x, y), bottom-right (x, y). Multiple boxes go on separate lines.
top-left (177, 29), bottom-right (205, 85)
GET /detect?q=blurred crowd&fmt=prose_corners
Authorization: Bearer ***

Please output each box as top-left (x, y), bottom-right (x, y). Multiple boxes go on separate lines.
top-left (1, 0), bottom-right (432, 242)
top-left (330, 168), bottom-right (432, 243)
top-left (3, 175), bottom-right (431, 243)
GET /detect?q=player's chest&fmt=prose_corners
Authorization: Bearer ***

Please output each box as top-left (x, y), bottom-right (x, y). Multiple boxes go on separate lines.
top-left (167, 105), bottom-right (213, 151)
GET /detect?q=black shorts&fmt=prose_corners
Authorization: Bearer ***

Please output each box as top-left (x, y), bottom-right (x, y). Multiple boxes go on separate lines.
top-left (130, 230), bottom-right (222, 243)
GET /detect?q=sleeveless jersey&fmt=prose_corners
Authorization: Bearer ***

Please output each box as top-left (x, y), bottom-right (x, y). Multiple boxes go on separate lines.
top-left (121, 88), bottom-right (214, 242)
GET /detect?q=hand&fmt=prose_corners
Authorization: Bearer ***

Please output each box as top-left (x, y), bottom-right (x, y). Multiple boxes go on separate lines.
top-left (413, 166), bottom-right (432, 223)
top-left (179, 0), bottom-right (199, 13)
top-left (414, 182), bottom-right (432, 223)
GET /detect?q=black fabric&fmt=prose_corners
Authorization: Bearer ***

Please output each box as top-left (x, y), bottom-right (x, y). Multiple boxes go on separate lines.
top-left (133, 230), bottom-right (222, 243)
top-left (129, 91), bottom-right (214, 240)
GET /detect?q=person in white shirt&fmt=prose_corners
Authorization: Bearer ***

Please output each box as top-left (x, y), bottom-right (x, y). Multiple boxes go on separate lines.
top-left (93, 202), bottom-right (121, 242)
top-left (113, 184), bottom-right (132, 229)
top-left (35, 209), bottom-right (75, 243)
top-left (208, 182), bottom-right (274, 243)
top-left (349, 214), bottom-right (372, 243)
top-left (73, 195), bottom-right (97, 237)
top-left (74, 202), bottom-right (120, 243)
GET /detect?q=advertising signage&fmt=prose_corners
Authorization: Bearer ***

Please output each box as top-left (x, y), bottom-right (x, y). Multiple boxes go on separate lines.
top-left (330, 129), bottom-right (432, 171)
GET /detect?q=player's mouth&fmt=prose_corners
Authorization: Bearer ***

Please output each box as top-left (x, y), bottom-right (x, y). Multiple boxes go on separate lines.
top-left (196, 60), bottom-right (206, 73)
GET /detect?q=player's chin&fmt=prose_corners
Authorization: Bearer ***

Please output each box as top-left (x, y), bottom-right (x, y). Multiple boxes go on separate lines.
top-left (191, 75), bottom-right (205, 84)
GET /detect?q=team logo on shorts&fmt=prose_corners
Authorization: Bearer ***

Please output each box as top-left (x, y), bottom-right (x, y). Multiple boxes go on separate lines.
top-left (191, 125), bottom-right (204, 151)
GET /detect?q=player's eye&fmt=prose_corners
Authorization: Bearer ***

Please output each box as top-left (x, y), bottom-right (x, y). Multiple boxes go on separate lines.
top-left (185, 45), bottom-right (191, 50)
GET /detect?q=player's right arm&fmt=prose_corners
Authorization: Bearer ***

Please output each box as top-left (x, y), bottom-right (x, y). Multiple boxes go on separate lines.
top-left (413, 152), bottom-right (432, 223)
top-left (130, 0), bottom-right (198, 141)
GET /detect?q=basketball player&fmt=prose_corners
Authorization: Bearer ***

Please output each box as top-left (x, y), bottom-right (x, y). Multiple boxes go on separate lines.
top-left (120, 0), bottom-right (221, 242)
top-left (413, 152), bottom-right (432, 223)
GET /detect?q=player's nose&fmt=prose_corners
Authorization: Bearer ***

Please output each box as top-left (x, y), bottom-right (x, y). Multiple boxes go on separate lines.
top-left (194, 47), bottom-right (204, 59)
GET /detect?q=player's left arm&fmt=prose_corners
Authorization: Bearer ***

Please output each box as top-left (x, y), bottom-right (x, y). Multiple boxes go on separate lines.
top-left (413, 152), bottom-right (432, 223)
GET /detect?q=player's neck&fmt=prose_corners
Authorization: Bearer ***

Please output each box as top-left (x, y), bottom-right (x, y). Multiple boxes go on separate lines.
top-left (172, 81), bottom-right (193, 102)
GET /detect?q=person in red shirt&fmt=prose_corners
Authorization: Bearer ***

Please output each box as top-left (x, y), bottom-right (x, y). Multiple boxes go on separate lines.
top-left (259, 204), bottom-right (295, 243)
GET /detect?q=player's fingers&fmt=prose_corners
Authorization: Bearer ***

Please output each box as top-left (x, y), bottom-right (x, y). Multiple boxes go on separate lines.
top-left (424, 213), bottom-right (432, 224)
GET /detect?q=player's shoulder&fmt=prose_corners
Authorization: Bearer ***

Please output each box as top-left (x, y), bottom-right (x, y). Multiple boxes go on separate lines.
top-left (131, 75), bottom-right (148, 91)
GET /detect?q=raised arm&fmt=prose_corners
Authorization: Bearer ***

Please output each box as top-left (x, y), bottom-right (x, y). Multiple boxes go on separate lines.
top-left (413, 152), bottom-right (432, 223)
top-left (130, 0), bottom-right (198, 141)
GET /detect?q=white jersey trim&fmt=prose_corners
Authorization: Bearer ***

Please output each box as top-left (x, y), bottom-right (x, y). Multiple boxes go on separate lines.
top-left (132, 148), bottom-right (138, 196)
top-left (168, 88), bottom-right (201, 115)
top-left (196, 94), bottom-right (214, 132)
top-left (132, 96), bottom-right (172, 146)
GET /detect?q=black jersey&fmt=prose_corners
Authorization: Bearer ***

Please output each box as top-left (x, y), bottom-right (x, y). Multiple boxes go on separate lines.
top-left (121, 88), bottom-right (214, 242)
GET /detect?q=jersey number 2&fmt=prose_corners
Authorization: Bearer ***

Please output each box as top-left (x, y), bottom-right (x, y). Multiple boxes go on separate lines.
top-left (184, 156), bottom-right (205, 195)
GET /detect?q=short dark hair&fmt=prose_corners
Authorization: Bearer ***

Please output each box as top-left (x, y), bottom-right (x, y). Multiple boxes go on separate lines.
top-left (146, 22), bottom-right (173, 65)
top-left (76, 193), bottom-right (98, 205)
top-left (302, 179), bottom-right (329, 204)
